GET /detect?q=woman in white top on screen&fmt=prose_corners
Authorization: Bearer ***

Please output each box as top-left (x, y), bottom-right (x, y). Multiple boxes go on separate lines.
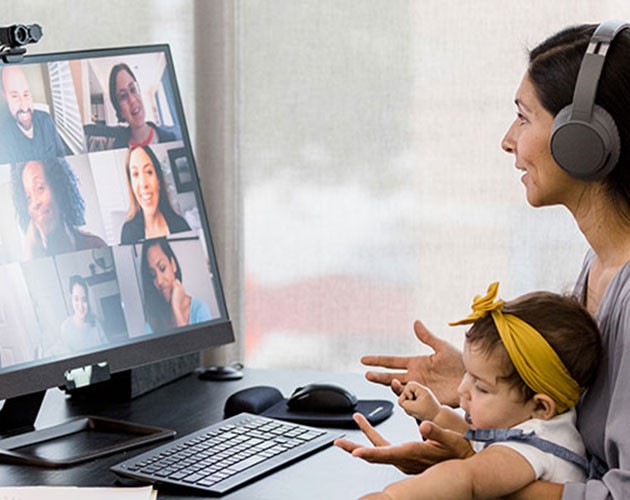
top-left (60, 275), bottom-right (107, 354)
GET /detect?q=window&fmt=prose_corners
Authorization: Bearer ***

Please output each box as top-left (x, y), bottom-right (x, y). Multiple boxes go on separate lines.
top-left (48, 61), bottom-right (86, 154)
top-left (238, 2), bottom-right (620, 373)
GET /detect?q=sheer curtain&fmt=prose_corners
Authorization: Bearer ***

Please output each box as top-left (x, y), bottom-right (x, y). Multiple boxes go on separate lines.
top-left (239, 1), bottom-right (630, 372)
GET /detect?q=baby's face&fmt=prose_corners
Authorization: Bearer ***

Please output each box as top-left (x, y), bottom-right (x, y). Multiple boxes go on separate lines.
top-left (457, 342), bottom-right (536, 429)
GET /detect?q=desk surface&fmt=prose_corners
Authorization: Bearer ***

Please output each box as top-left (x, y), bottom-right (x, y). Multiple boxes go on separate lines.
top-left (0, 368), bottom-right (417, 499)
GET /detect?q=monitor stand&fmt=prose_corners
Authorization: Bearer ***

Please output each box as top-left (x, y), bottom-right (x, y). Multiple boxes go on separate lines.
top-left (0, 402), bottom-right (174, 467)
top-left (0, 361), bottom-right (189, 467)
top-left (0, 391), bottom-right (45, 436)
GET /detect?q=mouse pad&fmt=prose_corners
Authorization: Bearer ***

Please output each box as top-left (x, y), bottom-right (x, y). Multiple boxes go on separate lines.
top-left (224, 385), bottom-right (393, 428)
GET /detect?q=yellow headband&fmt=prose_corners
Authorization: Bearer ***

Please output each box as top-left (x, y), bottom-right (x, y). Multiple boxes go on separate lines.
top-left (449, 282), bottom-right (582, 413)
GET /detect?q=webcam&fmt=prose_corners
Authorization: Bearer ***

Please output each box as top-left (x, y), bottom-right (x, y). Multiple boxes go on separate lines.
top-left (0, 24), bottom-right (43, 63)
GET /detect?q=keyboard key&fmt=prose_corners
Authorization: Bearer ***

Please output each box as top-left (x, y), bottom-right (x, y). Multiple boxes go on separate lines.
top-left (228, 454), bottom-right (267, 472)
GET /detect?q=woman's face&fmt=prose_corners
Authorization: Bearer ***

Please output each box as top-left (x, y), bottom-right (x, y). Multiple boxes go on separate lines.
top-left (115, 69), bottom-right (145, 128)
top-left (71, 283), bottom-right (88, 321)
top-left (147, 244), bottom-right (177, 303)
top-left (129, 147), bottom-right (161, 218)
top-left (22, 161), bottom-right (60, 236)
top-left (501, 74), bottom-right (582, 208)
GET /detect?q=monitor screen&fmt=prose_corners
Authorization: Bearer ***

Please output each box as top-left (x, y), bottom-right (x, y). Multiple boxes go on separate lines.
top-left (0, 45), bottom-right (234, 409)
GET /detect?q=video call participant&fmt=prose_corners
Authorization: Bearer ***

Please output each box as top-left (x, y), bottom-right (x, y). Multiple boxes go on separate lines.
top-left (60, 275), bottom-right (107, 354)
top-left (0, 66), bottom-right (67, 163)
top-left (109, 63), bottom-right (176, 149)
top-left (141, 237), bottom-right (212, 333)
top-left (120, 145), bottom-right (190, 244)
top-left (11, 158), bottom-right (107, 259)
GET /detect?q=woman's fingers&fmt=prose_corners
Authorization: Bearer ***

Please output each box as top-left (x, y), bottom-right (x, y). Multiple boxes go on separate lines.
top-left (353, 413), bottom-right (390, 447)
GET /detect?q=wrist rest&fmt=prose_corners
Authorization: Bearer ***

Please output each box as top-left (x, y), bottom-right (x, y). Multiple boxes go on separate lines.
top-left (224, 385), bottom-right (393, 428)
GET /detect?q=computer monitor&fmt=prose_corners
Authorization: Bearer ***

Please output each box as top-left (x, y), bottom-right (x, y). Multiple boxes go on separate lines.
top-left (0, 45), bottom-right (234, 465)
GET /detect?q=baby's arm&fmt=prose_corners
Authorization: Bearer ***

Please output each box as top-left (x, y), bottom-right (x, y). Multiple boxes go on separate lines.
top-left (360, 445), bottom-right (536, 500)
top-left (398, 382), bottom-right (469, 433)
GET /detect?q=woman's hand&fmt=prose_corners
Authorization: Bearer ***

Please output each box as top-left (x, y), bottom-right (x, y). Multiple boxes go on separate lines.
top-left (170, 279), bottom-right (189, 327)
top-left (362, 320), bottom-right (465, 407)
top-left (23, 219), bottom-right (41, 259)
top-left (334, 413), bottom-right (473, 474)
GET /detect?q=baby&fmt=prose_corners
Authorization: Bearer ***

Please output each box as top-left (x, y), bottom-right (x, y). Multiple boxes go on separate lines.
top-left (361, 282), bottom-right (601, 499)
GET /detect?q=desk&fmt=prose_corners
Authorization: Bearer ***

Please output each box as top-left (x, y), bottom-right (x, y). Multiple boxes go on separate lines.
top-left (0, 368), bottom-right (417, 499)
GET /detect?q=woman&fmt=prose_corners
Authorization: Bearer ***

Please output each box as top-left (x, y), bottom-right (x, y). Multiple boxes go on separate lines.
top-left (109, 63), bottom-right (176, 149)
top-left (338, 22), bottom-right (630, 499)
top-left (11, 158), bottom-right (107, 259)
top-left (120, 145), bottom-right (191, 244)
top-left (141, 237), bottom-right (212, 333)
top-left (60, 275), bottom-right (107, 353)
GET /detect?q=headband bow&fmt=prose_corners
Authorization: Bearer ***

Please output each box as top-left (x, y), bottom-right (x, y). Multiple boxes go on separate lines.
top-left (449, 282), bottom-right (582, 413)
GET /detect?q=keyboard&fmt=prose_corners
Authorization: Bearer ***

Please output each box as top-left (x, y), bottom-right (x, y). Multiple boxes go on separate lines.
top-left (111, 413), bottom-right (343, 495)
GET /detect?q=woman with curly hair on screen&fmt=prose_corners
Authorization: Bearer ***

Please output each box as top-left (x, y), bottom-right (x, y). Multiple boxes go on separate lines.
top-left (11, 157), bottom-right (106, 259)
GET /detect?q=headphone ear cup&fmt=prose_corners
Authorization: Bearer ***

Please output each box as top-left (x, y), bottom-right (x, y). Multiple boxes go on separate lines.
top-left (550, 104), bottom-right (621, 180)
top-left (591, 105), bottom-right (622, 178)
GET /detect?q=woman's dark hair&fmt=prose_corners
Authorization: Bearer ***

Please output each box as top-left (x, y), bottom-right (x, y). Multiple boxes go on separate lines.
top-left (528, 24), bottom-right (630, 222)
top-left (466, 291), bottom-right (602, 405)
top-left (109, 62), bottom-right (137, 123)
top-left (11, 158), bottom-right (86, 232)
top-left (68, 274), bottom-right (96, 326)
top-left (140, 237), bottom-right (182, 332)
top-left (124, 145), bottom-right (181, 223)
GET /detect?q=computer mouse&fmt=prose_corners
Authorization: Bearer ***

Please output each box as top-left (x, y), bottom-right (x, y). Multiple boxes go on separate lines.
top-left (287, 383), bottom-right (358, 413)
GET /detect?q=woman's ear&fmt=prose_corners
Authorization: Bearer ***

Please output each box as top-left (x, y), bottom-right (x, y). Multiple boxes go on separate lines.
top-left (530, 394), bottom-right (556, 420)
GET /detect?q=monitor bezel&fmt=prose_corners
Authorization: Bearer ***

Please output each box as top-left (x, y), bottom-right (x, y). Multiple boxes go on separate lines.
top-left (0, 44), bottom-right (234, 401)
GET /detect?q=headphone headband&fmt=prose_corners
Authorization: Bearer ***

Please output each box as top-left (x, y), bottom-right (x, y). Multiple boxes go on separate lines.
top-left (571, 20), bottom-right (630, 121)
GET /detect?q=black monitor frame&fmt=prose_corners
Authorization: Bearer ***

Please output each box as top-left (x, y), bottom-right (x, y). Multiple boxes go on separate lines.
top-left (0, 44), bottom-right (234, 466)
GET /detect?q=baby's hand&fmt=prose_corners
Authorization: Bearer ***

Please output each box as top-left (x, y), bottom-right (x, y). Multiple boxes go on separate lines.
top-left (398, 381), bottom-right (441, 421)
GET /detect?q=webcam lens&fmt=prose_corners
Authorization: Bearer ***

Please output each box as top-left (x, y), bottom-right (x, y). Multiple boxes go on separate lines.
top-left (12, 25), bottom-right (29, 45)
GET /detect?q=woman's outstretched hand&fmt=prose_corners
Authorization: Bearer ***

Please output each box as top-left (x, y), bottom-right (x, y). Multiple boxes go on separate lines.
top-left (362, 320), bottom-right (465, 407)
top-left (334, 413), bottom-right (473, 474)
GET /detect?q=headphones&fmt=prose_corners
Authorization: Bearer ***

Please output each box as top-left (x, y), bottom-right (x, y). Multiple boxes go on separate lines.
top-left (550, 20), bottom-right (629, 180)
